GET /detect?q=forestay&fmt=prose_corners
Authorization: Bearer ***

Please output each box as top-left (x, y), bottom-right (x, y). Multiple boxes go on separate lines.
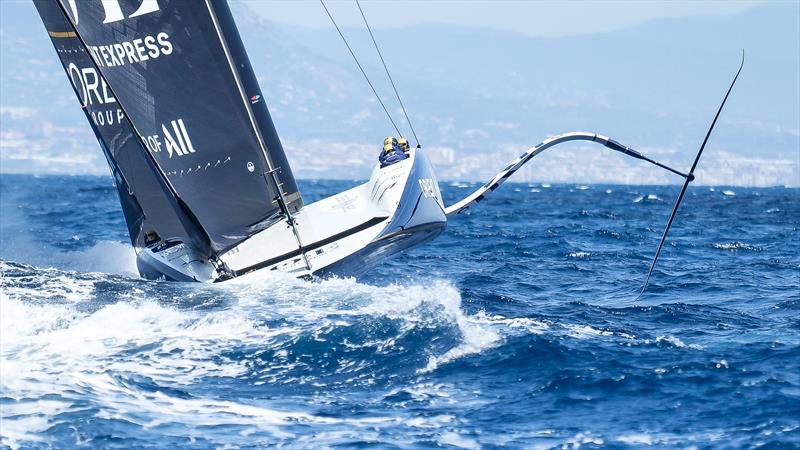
top-left (44, 0), bottom-right (303, 253)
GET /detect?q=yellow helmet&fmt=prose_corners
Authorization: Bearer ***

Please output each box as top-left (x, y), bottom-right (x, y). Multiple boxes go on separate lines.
top-left (383, 136), bottom-right (397, 151)
top-left (397, 137), bottom-right (409, 150)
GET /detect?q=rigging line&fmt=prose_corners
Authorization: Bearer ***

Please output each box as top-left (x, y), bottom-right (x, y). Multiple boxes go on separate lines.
top-left (640, 51), bottom-right (745, 296)
top-left (355, 0), bottom-right (421, 147)
top-left (319, 0), bottom-right (401, 136)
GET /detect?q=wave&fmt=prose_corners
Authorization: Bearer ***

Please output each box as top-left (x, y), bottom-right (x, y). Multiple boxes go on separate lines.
top-left (567, 251), bottom-right (592, 259)
top-left (712, 241), bottom-right (763, 252)
top-left (1, 240), bottom-right (138, 278)
top-left (0, 265), bottom-right (506, 448)
top-left (633, 194), bottom-right (662, 203)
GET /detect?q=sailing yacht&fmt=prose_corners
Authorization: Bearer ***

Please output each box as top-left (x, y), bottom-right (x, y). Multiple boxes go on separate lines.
top-left (34, 0), bottom-right (740, 289)
top-left (34, 0), bottom-right (446, 282)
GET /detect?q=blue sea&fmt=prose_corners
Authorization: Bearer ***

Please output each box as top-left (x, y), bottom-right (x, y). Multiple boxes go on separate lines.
top-left (1, 174), bottom-right (798, 449)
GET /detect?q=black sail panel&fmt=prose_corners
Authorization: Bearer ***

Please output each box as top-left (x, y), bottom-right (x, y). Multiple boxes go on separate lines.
top-left (33, 0), bottom-right (205, 252)
top-left (54, 0), bottom-right (303, 252)
top-left (210, 0), bottom-right (302, 210)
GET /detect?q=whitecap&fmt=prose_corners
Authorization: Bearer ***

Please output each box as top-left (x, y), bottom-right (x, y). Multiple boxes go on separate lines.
top-left (567, 251), bottom-right (591, 259)
top-left (565, 324), bottom-right (614, 339)
top-left (418, 284), bottom-right (501, 373)
top-left (438, 431), bottom-right (480, 449)
top-left (634, 194), bottom-right (661, 203)
top-left (655, 335), bottom-right (703, 350)
top-left (1, 269), bottom-right (505, 444)
top-left (712, 241), bottom-right (761, 251)
top-left (474, 313), bottom-right (550, 335)
top-left (616, 433), bottom-right (654, 445)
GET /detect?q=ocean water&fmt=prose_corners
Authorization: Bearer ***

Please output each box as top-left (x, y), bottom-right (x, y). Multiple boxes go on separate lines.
top-left (1, 174), bottom-right (798, 449)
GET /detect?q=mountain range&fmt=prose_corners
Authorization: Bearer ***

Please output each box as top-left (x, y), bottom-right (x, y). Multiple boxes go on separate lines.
top-left (1, 1), bottom-right (797, 186)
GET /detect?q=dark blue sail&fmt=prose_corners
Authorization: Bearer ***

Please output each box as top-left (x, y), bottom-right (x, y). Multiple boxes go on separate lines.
top-left (48, 0), bottom-right (303, 253)
top-left (33, 0), bottom-right (212, 255)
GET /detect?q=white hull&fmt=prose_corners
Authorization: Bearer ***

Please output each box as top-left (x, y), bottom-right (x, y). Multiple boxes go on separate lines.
top-left (137, 148), bottom-right (447, 282)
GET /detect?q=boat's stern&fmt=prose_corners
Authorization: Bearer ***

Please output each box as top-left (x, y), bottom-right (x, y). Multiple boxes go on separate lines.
top-left (217, 147), bottom-right (447, 282)
top-left (376, 147), bottom-right (447, 239)
top-left (315, 148), bottom-right (447, 277)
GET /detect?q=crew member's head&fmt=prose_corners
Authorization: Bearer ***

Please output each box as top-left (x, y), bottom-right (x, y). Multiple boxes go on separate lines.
top-left (397, 137), bottom-right (410, 152)
top-left (383, 136), bottom-right (397, 152)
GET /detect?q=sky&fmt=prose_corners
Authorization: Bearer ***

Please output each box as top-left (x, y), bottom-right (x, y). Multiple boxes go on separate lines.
top-left (241, 0), bottom-right (757, 37)
top-left (0, 0), bottom-right (796, 185)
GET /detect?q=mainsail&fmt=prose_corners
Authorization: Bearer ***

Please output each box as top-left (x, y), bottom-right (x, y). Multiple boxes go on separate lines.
top-left (36, 0), bottom-right (303, 253)
top-left (34, 0), bottom-right (212, 255)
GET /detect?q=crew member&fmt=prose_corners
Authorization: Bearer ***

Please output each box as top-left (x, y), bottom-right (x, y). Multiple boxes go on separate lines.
top-left (378, 136), bottom-right (407, 167)
top-left (397, 137), bottom-right (411, 153)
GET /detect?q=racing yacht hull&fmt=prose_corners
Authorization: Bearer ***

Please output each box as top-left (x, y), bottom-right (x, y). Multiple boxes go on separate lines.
top-left (136, 148), bottom-right (446, 282)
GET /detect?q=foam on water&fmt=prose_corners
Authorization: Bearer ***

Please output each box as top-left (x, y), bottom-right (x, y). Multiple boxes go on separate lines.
top-left (2, 177), bottom-right (798, 448)
top-left (713, 241), bottom-right (763, 251)
top-left (0, 259), bottom-right (506, 448)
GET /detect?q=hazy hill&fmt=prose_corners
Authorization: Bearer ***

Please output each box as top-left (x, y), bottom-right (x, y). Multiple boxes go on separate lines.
top-left (1, 1), bottom-right (797, 185)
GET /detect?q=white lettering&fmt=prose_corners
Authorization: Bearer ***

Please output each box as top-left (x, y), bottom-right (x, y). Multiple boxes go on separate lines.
top-left (82, 34), bottom-right (172, 69)
top-left (66, 0), bottom-right (161, 26)
top-left (102, 79), bottom-right (116, 104)
top-left (132, 38), bottom-right (148, 61)
top-left (146, 135), bottom-right (162, 153)
top-left (162, 123), bottom-right (183, 158)
top-left (418, 178), bottom-right (438, 199)
top-left (88, 46), bottom-right (101, 67)
top-left (157, 32), bottom-right (172, 55)
top-left (129, 0), bottom-right (160, 18)
top-left (66, 0), bottom-right (79, 24)
top-left (102, 45), bottom-right (119, 67)
top-left (88, 108), bottom-right (124, 127)
top-left (171, 120), bottom-right (187, 154)
top-left (67, 63), bottom-right (88, 106)
top-left (81, 67), bottom-right (101, 105)
top-left (113, 44), bottom-right (126, 64)
top-left (121, 41), bottom-right (138, 64)
top-left (160, 119), bottom-right (196, 157)
top-left (144, 35), bottom-right (160, 59)
top-left (100, 0), bottom-right (125, 24)
top-left (177, 119), bottom-right (196, 153)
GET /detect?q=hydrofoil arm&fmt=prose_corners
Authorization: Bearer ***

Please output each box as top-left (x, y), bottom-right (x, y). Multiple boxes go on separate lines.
top-left (444, 132), bottom-right (690, 217)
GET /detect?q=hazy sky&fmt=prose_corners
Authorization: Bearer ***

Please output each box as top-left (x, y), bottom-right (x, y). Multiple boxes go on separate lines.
top-left (241, 0), bottom-right (757, 37)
